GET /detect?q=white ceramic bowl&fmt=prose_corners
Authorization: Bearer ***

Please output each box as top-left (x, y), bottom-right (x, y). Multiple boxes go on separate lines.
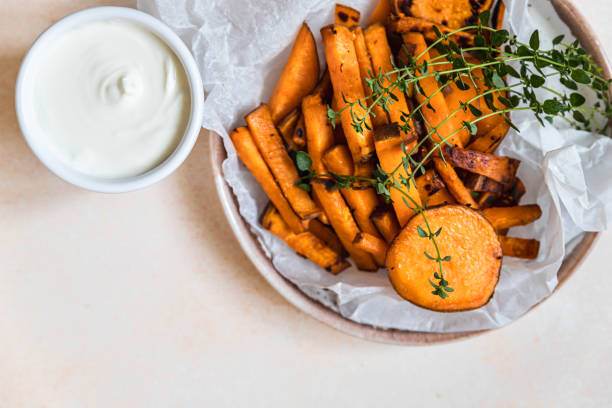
top-left (15, 7), bottom-right (204, 193)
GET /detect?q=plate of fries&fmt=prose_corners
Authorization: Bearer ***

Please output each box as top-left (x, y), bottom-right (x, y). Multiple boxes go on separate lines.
top-left (209, 0), bottom-right (610, 343)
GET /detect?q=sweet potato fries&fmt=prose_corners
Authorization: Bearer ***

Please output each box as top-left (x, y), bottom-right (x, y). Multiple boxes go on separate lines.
top-left (229, 0), bottom-right (544, 311)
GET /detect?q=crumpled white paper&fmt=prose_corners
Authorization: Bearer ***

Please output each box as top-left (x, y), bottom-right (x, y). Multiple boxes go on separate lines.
top-left (138, 0), bottom-right (612, 332)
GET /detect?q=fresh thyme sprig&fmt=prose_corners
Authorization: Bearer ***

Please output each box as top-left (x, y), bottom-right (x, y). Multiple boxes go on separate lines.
top-left (298, 10), bottom-right (612, 300)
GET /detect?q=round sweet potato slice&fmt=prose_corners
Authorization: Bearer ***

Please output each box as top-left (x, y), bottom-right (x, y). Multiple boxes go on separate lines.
top-left (387, 205), bottom-right (502, 312)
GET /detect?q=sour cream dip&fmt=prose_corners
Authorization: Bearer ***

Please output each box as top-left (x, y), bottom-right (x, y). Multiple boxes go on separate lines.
top-left (33, 19), bottom-right (191, 179)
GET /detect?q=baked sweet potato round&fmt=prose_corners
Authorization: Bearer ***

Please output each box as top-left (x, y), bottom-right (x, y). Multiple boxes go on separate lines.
top-left (387, 205), bottom-right (502, 312)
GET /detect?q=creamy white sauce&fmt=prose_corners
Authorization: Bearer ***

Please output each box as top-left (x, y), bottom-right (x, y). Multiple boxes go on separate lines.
top-left (34, 20), bottom-right (190, 179)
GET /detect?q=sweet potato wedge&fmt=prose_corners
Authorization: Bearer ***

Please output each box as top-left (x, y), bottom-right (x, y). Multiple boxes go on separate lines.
top-left (286, 232), bottom-right (350, 274)
top-left (354, 159), bottom-right (377, 178)
top-left (269, 23), bottom-right (320, 124)
top-left (369, 0), bottom-right (391, 24)
top-left (261, 203), bottom-right (292, 239)
top-left (392, 0), bottom-right (493, 29)
top-left (292, 114), bottom-right (307, 149)
top-left (323, 145), bottom-right (382, 240)
top-left (510, 179), bottom-right (526, 204)
top-left (450, 62), bottom-right (508, 139)
top-left (230, 127), bottom-right (304, 234)
top-left (330, 95), bottom-right (349, 146)
top-left (335, 3), bottom-right (360, 27)
top-left (434, 52), bottom-right (480, 147)
top-left (484, 178), bottom-right (525, 207)
top-left (420, 47), bottom-right (507, 144)
top-left (433, 158), bottom-right (479, 208)
top-left (465, 173), bottom-right (504, 193)
top-left (371, 206), bottom-right (402, 244)
top-left (262, 205), bottom-right (348, 274)
top-left (476, 90), bottom-right (508, 137)
top-left (312, 192), bottom-right (330, 225)
top-left (312, 183), bottom-right (377, 271)
top-left (495, 193), bottom-right (518, 207)
top-left (364, 24), bottom-right (415, 140)
top-left (388, 205), bottom-right (502, 312)
top-left (353, 232), bottom-right (388, 266)
top-left (352, 26), bottom-right (389, 128)
top-left (374, 124), bottom-right (422, 226)
top-left (427, 52), bottom-right (500, 147)
top-left (246, 104), bottom-right (320, 219)
top-left (321, 144), bottom-right (354, 176)
top-left (426, 188), bottom-right (456, 207)
top-left (415, 169), bottom-right (446, 203)
top-left (482, 205), bottom-right (542, 231)
top-left (477, 191), bottom-right (500, 209)
top-left (443, 145), bottom-right (519, 185)
top-left (307, 218), bottom-right (346, 256)
top-left (466, 121), bottom-right (510, 153)
top-left (277, 110), bottom-right (300, 152)
top-left (321, 24), bottom-right (375, 164)
top-left (494, 1), bottom-right (506, 31)
top-left (401, 32), bottom-right (463, 147)
top-left (302, 94), bottom-right (335, 172)
top-left (390, 15), bottom-right (474, 47)
top-left (499, 236), bottom-right (540, 259)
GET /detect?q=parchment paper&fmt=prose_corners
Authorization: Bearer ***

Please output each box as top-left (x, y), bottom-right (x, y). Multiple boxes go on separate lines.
top-left (138, 0), bottom-right (612, 332)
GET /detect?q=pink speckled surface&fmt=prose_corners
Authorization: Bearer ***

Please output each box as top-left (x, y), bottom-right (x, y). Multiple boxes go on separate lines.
top-left (1, 1), bottom-right (611, 407)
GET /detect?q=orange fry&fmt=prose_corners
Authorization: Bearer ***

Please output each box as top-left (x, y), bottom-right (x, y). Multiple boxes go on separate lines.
top-left (500, 236), bottom-right (539, 259)
top-left (365, 24), bottom-right (415, 140)
top-left (371, 206), bottom-right (401, 243)
top-left (230, 127), bottom-right (304, 233)
top-left (323, 145), bottom-right (382, 239)
top-left (246, 104), bottom-right (319, 219)
top-left (433, 158), bottom-right (479, 208)
top-left (352, 26), bottom-right (389, 128)
top-left (321, 24), bottom-right (375, 164)
top-left (482, 205), bottom-right (543, 231)
top-left (308, 218), bottom-right (346, 256)
top-left (335, 4), bottom-right (361, 27)
top-left (269, 23), bottom-right (320, 123)
top-left (262, 205), bottom-right (349, 274)
top-left (374, 124), bottom-right (421, 226)
top-left (353, 232), bottom-right (388, 266)
top-left (401, 32), bottom-right (462, 147)
top-left (312, 184), bottom-right (377, 271)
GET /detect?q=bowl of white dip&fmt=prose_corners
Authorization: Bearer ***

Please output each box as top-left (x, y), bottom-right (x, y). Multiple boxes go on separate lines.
top-left (15, 7), bottom-right (204, 193)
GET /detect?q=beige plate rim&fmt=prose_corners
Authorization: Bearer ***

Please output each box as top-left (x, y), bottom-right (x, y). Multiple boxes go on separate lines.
top-left (210, 0), bottom-right (609, 345)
